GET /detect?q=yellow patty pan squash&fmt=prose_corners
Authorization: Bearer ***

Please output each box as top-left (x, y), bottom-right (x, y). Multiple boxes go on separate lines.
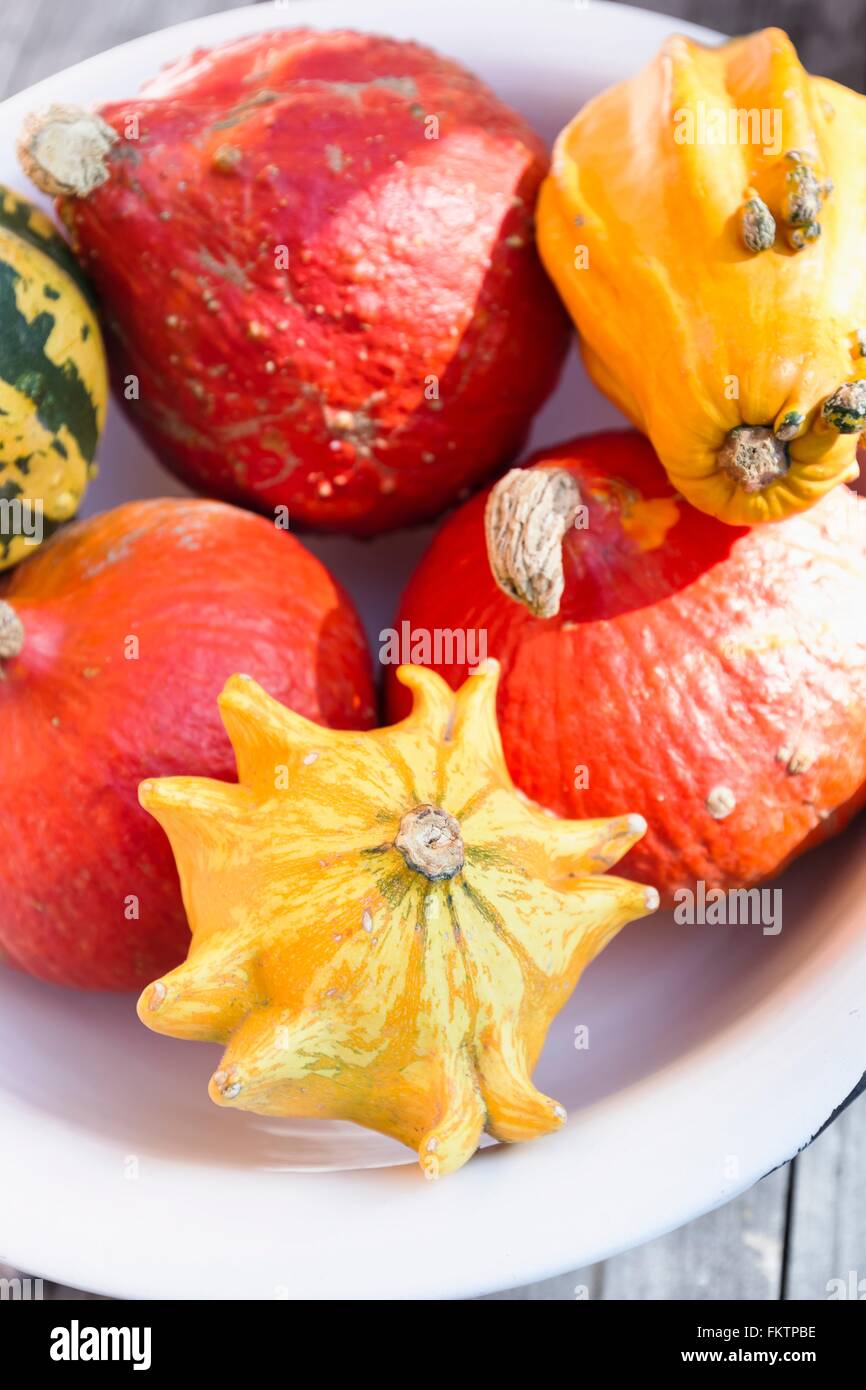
top-left (137, 661), bottom-right (657, 1178)
top-left (538, 27), bottom-right (866, 525)
top-left (0, 185), bottom-right (107, 567)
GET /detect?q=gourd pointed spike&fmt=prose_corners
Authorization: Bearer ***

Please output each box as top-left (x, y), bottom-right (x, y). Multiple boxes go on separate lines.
top-left (205, 1010), bottom-right (351, 1117)
top-left (477, 1031), bottom-right (567, 1144)
top-left (135, 652), bottom-right (663, 1177)
top-left (559, 873), bottom-right (660, 963)
top-left (513, 807), bottom-right (648, 877)
top-left (209, 1063), bottom-right (246, 1106)
top-left (139, 776), bottom-right (248, 845)
top-left (138, 776), bottom-right (193, 816)
top-left (137, 931), bottom-right (259, 1043)
top-left (581, 812), bottom-right (648, 872)
top-left (417, 1051), bottom-right (486, 1179)
top-left (458, 655), bottom-right (500, 701)
top-left (393, 663), bottom-right (456, 732)
top-left (449, 658), bottom-right (504, 768)
top-left (218, 674), bottom-right (317, 786)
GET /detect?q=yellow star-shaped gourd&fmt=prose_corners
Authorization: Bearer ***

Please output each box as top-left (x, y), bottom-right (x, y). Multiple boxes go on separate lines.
top-left (137, 661), bottom-right (657, 1178)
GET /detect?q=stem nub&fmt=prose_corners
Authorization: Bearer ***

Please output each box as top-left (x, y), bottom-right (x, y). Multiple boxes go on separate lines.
top-left (717, 426), bottom-right (790, 493)
top-left (17, 104), bottom-right (117, 198)
top-left (395, 805), bottom-right (464, 882)
top-left (823, 381), bottom-right (866, 433)
top-left (0, 601), bottom-right (24, 660)
top-left (741, 194), bottom-right (775, 253)
top-left (484, 466), bottom-right (580, 619)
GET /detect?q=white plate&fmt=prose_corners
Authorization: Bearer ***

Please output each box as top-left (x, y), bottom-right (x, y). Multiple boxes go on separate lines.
top-left (2, 0), bottom-right (865, 1301)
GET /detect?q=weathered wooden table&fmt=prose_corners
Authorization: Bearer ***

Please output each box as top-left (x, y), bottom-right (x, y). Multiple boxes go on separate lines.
top-left (1, 0), bottom-right (864, 1301)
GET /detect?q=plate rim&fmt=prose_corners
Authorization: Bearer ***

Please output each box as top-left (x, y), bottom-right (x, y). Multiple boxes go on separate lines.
top-left (2, 0), bottom-right (864, 1301)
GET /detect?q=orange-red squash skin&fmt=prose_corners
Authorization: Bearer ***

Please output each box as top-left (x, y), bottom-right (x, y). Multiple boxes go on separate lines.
top-left (387, 431), bottom-right (866, 897)
top-left (0, 498), bottom-right (375, 989)
top-left (29, 29), bottom-right (570, 535)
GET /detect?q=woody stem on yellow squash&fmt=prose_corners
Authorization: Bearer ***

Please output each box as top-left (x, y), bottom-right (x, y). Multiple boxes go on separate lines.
top-left (136, 661), bottom-right (656, 1177)
top-left (394, 805), bottom-right (465, 880)
top-left (823, 380), bottom-right (866, 432)
top-left (717, 426), bottom-right (790, 494)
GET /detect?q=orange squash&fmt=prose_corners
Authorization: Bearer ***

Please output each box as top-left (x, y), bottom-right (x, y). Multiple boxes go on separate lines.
top-left (386, 431), bottom-right (866, 899)
top-left (0, 498), bottom-right (374, 989)
top-left (538, 28), bottom-right (866, 525)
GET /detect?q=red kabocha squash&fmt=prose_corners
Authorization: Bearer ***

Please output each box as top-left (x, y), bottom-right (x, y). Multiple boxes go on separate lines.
top-left (17, 30), bottom-right (569, 535)
top-left (0, 498), bottom-right (374, 990)
top-left (386, 431), bottom-right (866, 898)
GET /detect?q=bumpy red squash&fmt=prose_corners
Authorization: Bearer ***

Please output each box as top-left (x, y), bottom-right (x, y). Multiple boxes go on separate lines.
top-left (0, 498), bottom-right (374, 989)
top-left (386, 432), bottom-right (866, 897)
top-left (18, 30), bottom-right (569, 534)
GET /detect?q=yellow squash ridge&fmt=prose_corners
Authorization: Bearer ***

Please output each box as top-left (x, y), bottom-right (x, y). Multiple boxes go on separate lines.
top-left (538, 28), bottom-right (866, 525)
top-left (137, 661), bottom-right (657, 1178)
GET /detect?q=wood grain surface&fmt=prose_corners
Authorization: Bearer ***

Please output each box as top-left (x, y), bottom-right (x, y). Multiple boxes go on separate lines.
top-left (0, 0), bottom-right (863, 1302)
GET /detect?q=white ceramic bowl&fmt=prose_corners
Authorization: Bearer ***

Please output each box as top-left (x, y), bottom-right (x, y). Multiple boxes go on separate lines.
top-left (1, 0), bottom-right (864, 1301)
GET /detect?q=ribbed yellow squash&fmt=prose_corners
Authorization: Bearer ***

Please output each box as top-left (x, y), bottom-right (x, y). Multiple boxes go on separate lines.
top-left (137, 661), bottom-right (657, 1178)
top-left (0, 185), bottom-right (107, 567)
top-left (538, 28), bottom-right (866, 525)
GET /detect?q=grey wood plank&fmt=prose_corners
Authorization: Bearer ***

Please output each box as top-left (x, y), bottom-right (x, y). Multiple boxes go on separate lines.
top-left (785, 1100), bottom-right (866, 1301)
top-left (599, 1167), bottom-right (791, 1301)
top-left (0, 0), bottom-right (244, 101)
top-left (0, 0), bottom-right (47, 102)
top-left (482, 1167), bottom-right (790, 1300)
top-left (620, 0), bottom-right (866, 89)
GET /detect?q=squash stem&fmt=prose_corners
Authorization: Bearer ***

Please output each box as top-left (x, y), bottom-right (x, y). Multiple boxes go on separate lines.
top-left (395, 805), bottom-right (464, 881)
top-left (484, 466), bottom-right (580, 619)
top-left (17, 104), bottom-right (117, 198)
top-left (717, 426), bottom-right (790, 494)
top-left (0, 601), bottom-right (24, 659)
top-left (823, 381), bottom-right (866, 433)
